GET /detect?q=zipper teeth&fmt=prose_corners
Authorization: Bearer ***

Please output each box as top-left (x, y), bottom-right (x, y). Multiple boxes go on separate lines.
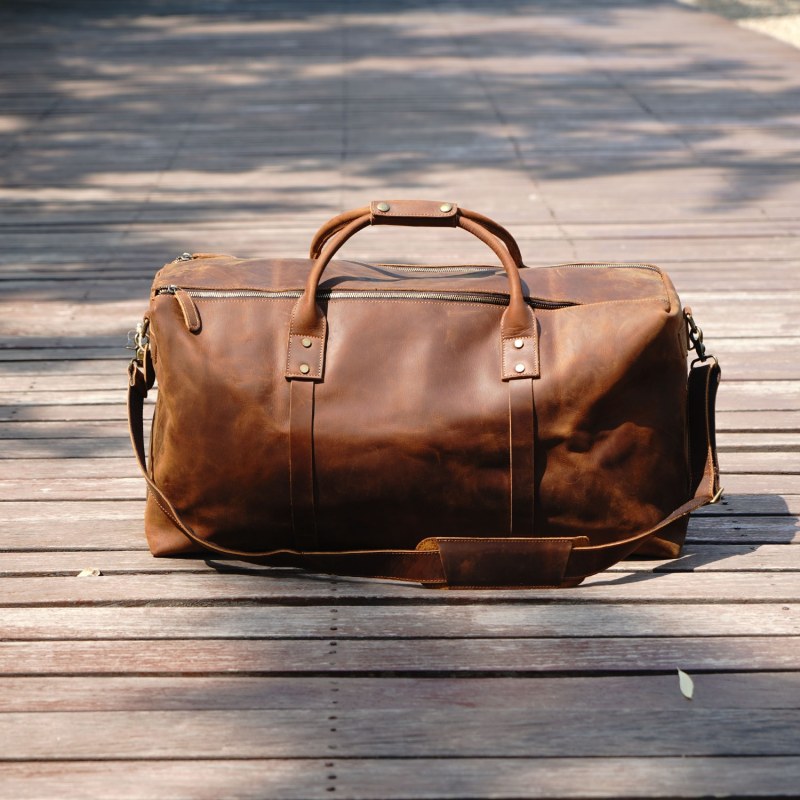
top-left (369, 262), bottom-right (499, 273)
top-left (156, 287), bottom-right (574, 310)
top-left (557, 262), bottom-right (660, 273)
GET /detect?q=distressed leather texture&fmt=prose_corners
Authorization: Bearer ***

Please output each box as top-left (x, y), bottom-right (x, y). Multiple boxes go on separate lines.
top-left (129, 201), bottom-right (721, 588)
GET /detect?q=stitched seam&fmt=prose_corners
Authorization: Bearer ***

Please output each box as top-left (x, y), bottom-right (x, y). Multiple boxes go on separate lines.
top-left (556, 295), bottom-right (669, 310)
top-left (148, 487), bottom-right (182, 530)
top-left (438, 537), bottom-right (575, 544)
top-left (445, 584), bottom-right (561, 590)
top-left (375, 206), bottom-right (456, 219)
top-left (656, 269), bottom-right (673, 314)
top-left (286, 303), bottom-right (326, 378)
top-left (286, 333), bottom-right (325, 378)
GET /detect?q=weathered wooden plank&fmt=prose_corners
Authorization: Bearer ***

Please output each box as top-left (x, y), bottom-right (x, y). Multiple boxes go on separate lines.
top-left (0, 348), bottom-right (124, 363)
top-left (0, 458), bottom-right (137, 478)
top-left (2, 672), bottom-right (798, 713)
top-left (2, 757), bottom-right (800, 800)
top-left (1, 544), bottom-right (798, 578)
top-left (1, 705), bottom-right (798, 758)
top-left (0, 375), bottom-right (129, 391)
top-left (0, 391), bottom-right (134, 406)
top-left (687, 517), bottom-right (800, 544)
top-left (0, 477), bottom-right (143, 500)
top-left (712, 475), bottom-right (800, 494)
top-left (0, 358), bottom-right (130, 374)
top-left (0, 405), bottom-right (126, 422)
top-left (720, 452), bottom-right (800, 473)
top-left (698, 493), bottom-right (800, 514)
top-left (0, 523), bottom-right (145, 551)
top-left (0, 421), bottom-right (137, 440)
top-left (1, 602), bottom-right (797, 640)
top-left (0, 501), bottom-right (142, 523)
top-left (3, 572), bottom-right (800, 605)
top-left (720, 432), bottom-right (800, 449)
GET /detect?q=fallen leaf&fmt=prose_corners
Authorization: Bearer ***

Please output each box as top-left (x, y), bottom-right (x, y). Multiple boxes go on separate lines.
top-left (76, 568), bottom-right (101, 577)
top-left (677, 668), bottom-right (694, 700)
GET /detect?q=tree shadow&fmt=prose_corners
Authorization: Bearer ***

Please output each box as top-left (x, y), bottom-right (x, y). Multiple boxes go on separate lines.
top-left (1, 0), bottom-right (799, 293)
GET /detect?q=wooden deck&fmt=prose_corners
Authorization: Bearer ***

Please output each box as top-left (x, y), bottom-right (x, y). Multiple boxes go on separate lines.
top-left (2, 0), bottom-right (799, 797)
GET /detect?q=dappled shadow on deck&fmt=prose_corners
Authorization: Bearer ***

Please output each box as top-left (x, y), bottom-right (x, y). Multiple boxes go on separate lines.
top-left (1, 0), bottom-right (800, 287)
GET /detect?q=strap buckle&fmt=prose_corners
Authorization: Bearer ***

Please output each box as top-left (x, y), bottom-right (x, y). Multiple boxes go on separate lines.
top-left (685, 307), bottom-right (714, 366)
top-left (126, 318), bottom-right (150, 366)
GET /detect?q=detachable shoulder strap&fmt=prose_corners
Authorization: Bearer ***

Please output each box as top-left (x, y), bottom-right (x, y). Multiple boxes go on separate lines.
top-left (128, 359), bottom-right (721, 589)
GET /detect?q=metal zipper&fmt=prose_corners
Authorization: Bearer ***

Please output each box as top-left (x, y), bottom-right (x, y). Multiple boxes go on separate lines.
top-left (361, 261), bottom-right (499, 273)
top-left (555, 261), bottom-right (661, 273)
top-left (173, 253), bottom-right (658, 274)
top-left (156, 285), bottom-right (574, 310)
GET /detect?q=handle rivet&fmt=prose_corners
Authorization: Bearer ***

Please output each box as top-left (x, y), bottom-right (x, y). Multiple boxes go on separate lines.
top-left (299, 363), bottom-right (310, 374)
top-left (439, 203), bottom-right (453, 213)
top-left (376, 202), bottom-right (390, 212)
top-left (513, 338), bottom-right (524, 349)
top-left (301, 337), bottom-right (313, 348)
top-left (514, 363), bottom-right (525, 373)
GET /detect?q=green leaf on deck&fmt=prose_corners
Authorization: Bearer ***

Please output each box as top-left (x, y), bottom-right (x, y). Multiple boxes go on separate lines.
top-left (678, 668), bottom-right (695, 700)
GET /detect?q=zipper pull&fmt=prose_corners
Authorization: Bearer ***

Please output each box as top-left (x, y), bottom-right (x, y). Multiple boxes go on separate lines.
top-left (173, 288), bottom-right (202, 333)
top-left (175, 253), bottom-right (194, 262)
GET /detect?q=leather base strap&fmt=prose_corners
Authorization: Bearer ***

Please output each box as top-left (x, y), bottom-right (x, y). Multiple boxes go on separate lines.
top-left (509, 378), bottom-right (535, 536)
top-left (128, 359), bottom-right (721, 589)
top-left (289, 379), bottom-right (318, 549)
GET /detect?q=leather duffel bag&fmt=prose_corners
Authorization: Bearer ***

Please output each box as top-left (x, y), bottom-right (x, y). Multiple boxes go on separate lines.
top-left (128, 200), bottom-right (721, 588)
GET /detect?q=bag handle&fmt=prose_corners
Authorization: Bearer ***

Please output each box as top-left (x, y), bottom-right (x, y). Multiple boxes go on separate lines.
top-left (288, 201), bottom-right (537, 349)
top-left (308, 201), bottom-right (526, 268)
top-left (127, 355), bottom-right (721, 589)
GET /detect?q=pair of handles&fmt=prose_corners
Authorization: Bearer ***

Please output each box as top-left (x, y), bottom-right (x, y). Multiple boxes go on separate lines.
top-left (285, 200), bottom-right (538, 381)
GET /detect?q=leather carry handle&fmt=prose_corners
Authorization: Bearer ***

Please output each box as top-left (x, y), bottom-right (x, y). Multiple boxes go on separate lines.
top-left (127, 357), bottom-right (721, 589)
top-left (289, 201), bottom-right (536, 341)
top-left (309, 202), bottom-right (526, 269)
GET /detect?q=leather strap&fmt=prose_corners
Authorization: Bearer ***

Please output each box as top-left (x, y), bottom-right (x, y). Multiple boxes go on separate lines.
top-left (289, 379), bottom-right (317, 549)
top-left (509, 378), bottom-right (535, 536)
top-left (127, 359), bottom-right (721, 588)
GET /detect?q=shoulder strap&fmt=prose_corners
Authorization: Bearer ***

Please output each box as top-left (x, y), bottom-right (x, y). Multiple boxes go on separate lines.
top-left (128, 359), bottom-right (721, 588)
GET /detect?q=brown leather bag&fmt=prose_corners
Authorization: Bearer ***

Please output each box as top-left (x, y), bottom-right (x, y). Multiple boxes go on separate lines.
top-left (128, 200), bottom-right (721, 588)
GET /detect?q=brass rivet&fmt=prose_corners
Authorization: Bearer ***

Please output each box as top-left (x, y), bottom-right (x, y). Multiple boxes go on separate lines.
top-left (376, 202), bottom-right (390, 212)
top-left (439, 203), bottom-right (453, 213)
top-left (299, 363), bottom-right (310, 374)
top-left (513, 338), bottom-right (524, 349)
top-left (514, 363), bottom-right (525, 373)
top-left (301, 337), bottom-right (312, 348)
